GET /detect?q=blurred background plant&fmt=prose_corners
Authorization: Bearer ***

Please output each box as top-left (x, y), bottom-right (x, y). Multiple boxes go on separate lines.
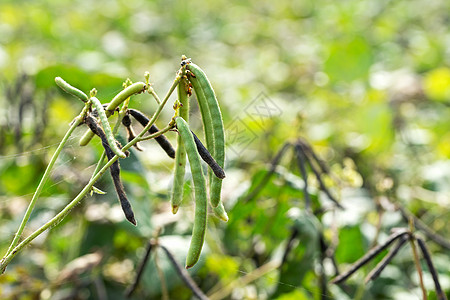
top-left (0, 0), bottom-right (449, 299)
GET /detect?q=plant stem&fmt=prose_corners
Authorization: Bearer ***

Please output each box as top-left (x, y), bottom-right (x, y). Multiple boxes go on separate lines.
top-left (148, 86), bottom-right (161, 104)
top-left (133, 69), bottom-right (183, 141)
top-left (409, 219), bottom-right (428, 300)
top-left (138, 123), bottom-right (175, 142)
top-left (90, 99), bottom-right (128, 180)
top-left (3, 103), bottom-right (90, 258)
top-left (0, 68), bottom-right (183, 274)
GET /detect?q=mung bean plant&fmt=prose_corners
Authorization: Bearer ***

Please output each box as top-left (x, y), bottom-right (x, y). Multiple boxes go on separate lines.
top-left (0, 55), bottom-right (226, 273)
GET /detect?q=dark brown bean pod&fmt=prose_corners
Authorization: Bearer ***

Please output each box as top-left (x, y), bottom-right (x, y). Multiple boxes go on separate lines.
top-left (416, 238), bottom-right (447, 300)
top-left (121, 114), bottom-right (143, 151)
top-left (85, 115), bottom-right (136, 225)
top-left (364, 235), bottom-right (409, 283)
top-left (127, 108), bottom-right (175, 158)
top-left (191, 130), bottom-right (225, 179)
top-left (330, 229), bottom-right (410, 284)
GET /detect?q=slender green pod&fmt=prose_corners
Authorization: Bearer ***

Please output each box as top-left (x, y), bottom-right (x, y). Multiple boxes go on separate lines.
top-left (106, 82), bottom-right (147, 112)
top-left (171, 77), bottom-right (190, 214)
top-left (175, 117), bottom-right (207, 269)
top-left (90, 97), bottom-right (127, 159)
top-left (55, 77), bottom-right (89, 102)
top-left (80, 82), bottom-right (147, 146)
top-left (187, 63), bottom-right (225, 208)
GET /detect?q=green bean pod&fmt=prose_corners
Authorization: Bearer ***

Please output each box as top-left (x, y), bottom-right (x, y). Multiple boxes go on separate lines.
top-left (187, 63), bottom-right (225, 208)
top-left (212, 201), bottom-right (228, 222)
top-left (55, 77), bottom-right (89, 103)
top-left (175, 117), bottom-right (207, 269)
top-left (90, 97), bottom-right (127, 159)
top-left (171, 78), bottom-right (190, 214)
top-left (80, 82), bottom-right (147, 146)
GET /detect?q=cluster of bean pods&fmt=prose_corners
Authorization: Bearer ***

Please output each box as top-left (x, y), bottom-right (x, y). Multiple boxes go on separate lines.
top-left (55, 56), bottom-right (227, 269)
top-left (171, 57), bottom-right (227, 268)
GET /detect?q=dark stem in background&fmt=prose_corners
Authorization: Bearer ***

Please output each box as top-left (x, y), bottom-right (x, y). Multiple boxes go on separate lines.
top-left (398, 206), bottom-right (450, 250)
top-left (294, 143), bottom-right (312, 212)
top-left (319, 233), bottom-right (340, 277)
top-left (85, 115), bottom-right (136, 225)
top-left (297, 142), bottom-right (343, 209)
top-left (243, 142), bottom-right (292, 202)
top-left (318, 234), bottom-right (329, 300)
top-left (280, 226), bottom-right (299, 266)
top-left (125, 241), bottom-right (154, 298)
top-left (159, 245), bottom-right (209, 300)
top-left (128, 108), bottom-right (175, 158)
top-left (297, 138), bottom-right (331, 176)
top-left (416, 238), bottom-right (448, 300)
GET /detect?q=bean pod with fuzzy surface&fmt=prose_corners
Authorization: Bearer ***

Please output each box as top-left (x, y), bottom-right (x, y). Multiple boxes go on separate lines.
top-left (55, 77), bottom-right (89, 103)
top-left (80, 82), bottom-right (147, 146)
top-left (90, 97), bottom-right (127, 159)
top-left (175, 116), bottom-right (207, 269)
top-left (171, 78), bottom-right (190, 213)
top-left (187, 63), bottom-right (225, 209)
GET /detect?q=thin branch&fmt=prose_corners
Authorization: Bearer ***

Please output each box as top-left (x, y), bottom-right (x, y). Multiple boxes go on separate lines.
top-left (148, 86), bottom-right (161, 104)
top-left (330, 229), bottom-right (410, 284)
top-left (408, 219), bottom-right (427, 300)
top-left (281, 226), bottom-right (299, 266)
top-left (154, 248), bottom-right (169, 300)
top-left (159, 245), bottom-right (208, 300)
top-left (319, 233), bottom-right (340, 277)
top-left (125, 241), bottom-right (154, 298)
top-left (297, 143), bottom-right (343, 209)
top-left (0, 69), bottom-right (183, 272)
top-left (416, 237), bottom-right (448, 300)
top-left (318, 233), bottom-right (330, 299)
top-left (399, 206), bottom-right (450, 250)
top-left (3, 102), bottom-right (90, 259)
top-left (243, 142), bottom-right (292, 202)
top-left (294, 143), bottom-right (312, 211)
top-left (297, 138), bottom-right (331, 176)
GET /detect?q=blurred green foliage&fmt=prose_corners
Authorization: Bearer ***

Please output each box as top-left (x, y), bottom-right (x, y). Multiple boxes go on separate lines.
top-left (0, 0), bottom-right (449, 299)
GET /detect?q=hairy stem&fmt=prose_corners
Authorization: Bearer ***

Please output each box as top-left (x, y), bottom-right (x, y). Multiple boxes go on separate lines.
top-left (0, 68), bottom-right (183, 273)
top-left (3, 103), bottom-right (90, 258)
